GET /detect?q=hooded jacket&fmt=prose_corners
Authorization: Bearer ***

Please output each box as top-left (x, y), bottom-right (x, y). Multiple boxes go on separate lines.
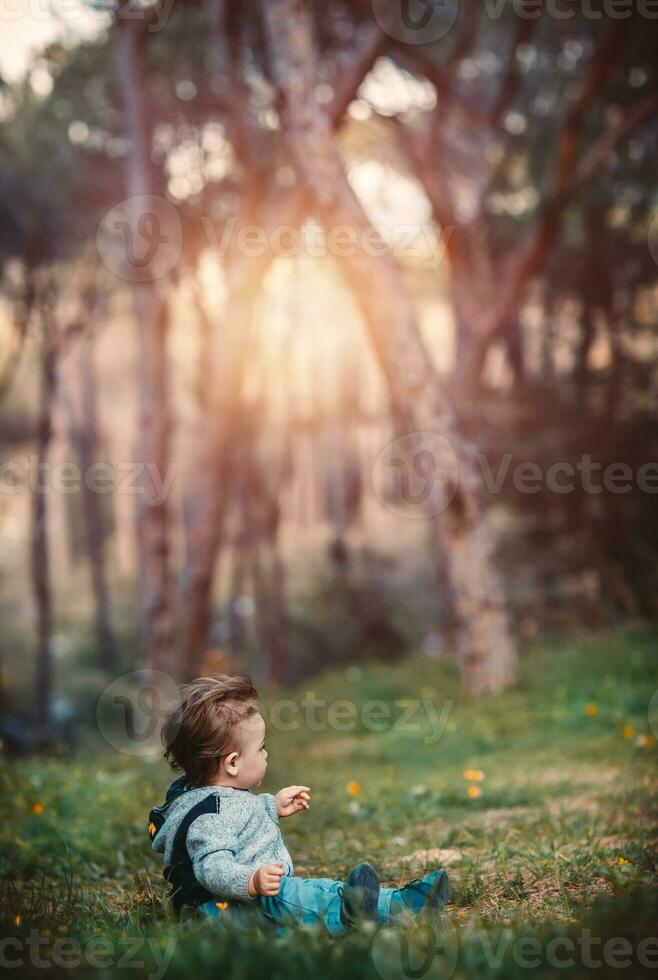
top-left (148, 777), bottom-right (294, 906)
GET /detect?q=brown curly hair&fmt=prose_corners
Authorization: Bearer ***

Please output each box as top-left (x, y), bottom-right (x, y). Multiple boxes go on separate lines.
top-left (162, 674), bottom-right (259, 787)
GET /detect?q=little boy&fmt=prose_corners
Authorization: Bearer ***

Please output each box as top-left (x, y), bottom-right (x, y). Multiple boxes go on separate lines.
top-left (148, 674), bottom-right (448, 935)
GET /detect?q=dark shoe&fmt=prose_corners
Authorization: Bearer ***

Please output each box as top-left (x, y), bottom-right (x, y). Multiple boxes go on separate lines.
top-left (340, 862), bottom-right (380, 928)
top-left (390, 869), bottom-right (450, 919)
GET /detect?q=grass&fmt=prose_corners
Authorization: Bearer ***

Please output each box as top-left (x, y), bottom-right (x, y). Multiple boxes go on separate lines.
top-left (1, 627), bottom-right (657, 978)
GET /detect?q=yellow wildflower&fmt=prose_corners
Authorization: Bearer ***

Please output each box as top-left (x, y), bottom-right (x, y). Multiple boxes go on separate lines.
top-left (467, 785), bottom-right (480, 799)
top-left (617, 857), bottom-right (630, 865)
top-left (347, 781), bottom-right (361, 796)
top-left (32, 802), bottom-right (44, 815)
top-left (216, 901), bottom-right (229, 910)
top-left (623, 724), bottom-right (635, 739)
top-left (637, 735), bottom-right (655, 749)
top-left (584, 703), bottom-right (598, 717)
top-left (463, 769), bottom-right (484, 781)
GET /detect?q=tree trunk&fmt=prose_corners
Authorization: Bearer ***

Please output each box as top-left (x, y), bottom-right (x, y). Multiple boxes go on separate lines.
top-left (192, 276), bottom-right (214, 415)
top-left (243, 524), bottom-right (287, 686)
top-left (176, 15), bottom-right (384, 678)
top-left (505, 317), bottom-right (525, 386)
top-left (68, 332), bottom-right (117, 671)
top-left (324, 419), bottom-right (352, 570)
top-left (261, 0), bottom-right (517, 693)
top-left (228, 547), bottom-right (249, 659)
top-left (267, 543), bottom-right (287, 683)
top-left (574, 299), bottom-right (595, 399)
top-left (453, 310), bottom-right (490, 393)
top-left (539, 289), bottom-right (556, 383)
top-left (177, 274), bottom-right (259, 679)
top-left (603, 309), bottom-right (623, 426)
top-left (32, 331), bottom-right (56, 730)
top-left (248, 542), bottom-right (285, 685)
top-left (395, 19), bottom-right (636, 393)
top-left (115, 20), bottom-right (175, 672)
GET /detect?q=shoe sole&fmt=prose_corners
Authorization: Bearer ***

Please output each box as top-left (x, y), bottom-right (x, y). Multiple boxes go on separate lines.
top-left (343, 862), bottom-right (380, 925)
top-left (422, 870), bottom-right (450, 917)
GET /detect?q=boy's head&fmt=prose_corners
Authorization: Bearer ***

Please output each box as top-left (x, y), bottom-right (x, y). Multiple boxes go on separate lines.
top-left (162, 674), bottom-right (268, 789)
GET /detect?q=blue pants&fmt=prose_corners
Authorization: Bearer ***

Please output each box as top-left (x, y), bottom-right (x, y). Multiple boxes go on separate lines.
top-left (200, 875), bottom-right (397, 937)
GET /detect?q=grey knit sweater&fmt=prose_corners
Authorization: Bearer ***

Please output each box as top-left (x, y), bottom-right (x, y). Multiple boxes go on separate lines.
top-left (151, 781), bottom-right (294, 901)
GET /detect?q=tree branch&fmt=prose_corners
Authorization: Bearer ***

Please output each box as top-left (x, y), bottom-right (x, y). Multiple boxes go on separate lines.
top-left (488, 17), bottom-right (536, 128)
top-left (575, 88), bottom-right (658, 187)
top-left (327, 23), bottom-right (386, 125)
top-left (489, 19), bottom-right (633, 339)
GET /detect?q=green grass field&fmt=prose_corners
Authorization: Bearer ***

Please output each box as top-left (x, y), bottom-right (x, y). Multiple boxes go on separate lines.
top-left (1, 628), bottom-right (657, 978)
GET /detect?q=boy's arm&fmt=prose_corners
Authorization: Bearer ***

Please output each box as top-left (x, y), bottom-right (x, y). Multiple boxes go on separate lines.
top-left (258, 793), bottom-right (279, 823)
top-left (187, 814), bottom-right (256, 901)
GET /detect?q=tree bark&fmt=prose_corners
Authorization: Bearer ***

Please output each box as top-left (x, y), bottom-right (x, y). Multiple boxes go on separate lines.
top-left (64, 332), bottom-right (117, 670)
top-left (32, 328), bottom-right (56, 730)
top-left (115, 19), bottom-right (175, 671)
top-left (249, 540), bottom-right (287, 685)
top-left (574, 299), bottom-right (595, 398)
top-left (505, 317), bottom-right (525, 387)
top-left (176, 264), bottom-right (260, 680)
top-left (227, 547), bottom-right (249, 659)
top-left (260, 0), bottom-right (517, 693)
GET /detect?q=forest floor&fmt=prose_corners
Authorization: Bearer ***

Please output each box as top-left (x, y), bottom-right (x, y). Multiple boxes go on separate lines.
top-left (2, 627), bottom-right (657, 978)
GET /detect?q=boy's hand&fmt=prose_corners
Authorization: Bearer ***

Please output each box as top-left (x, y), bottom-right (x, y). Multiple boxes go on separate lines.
top-left (248, 863), bottom-right (285, 897)
top-left (275, 785), bottom-right (311, 817)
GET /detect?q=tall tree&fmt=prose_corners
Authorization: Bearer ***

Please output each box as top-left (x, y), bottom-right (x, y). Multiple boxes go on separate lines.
top-left (387, 11), bottom-right (658, 387)
top-left (177, 7), bottom-right (386, 676)
top-left (31, 287), bottom-right (57, 730)
top-left (28, 266), bottom-right (93, 726)
top-left (60, 306), bottom-right (117, 672)
top-left (114, 13), bottom-right (176, 671)
top-left (260, 0), bottom-right (517, 693)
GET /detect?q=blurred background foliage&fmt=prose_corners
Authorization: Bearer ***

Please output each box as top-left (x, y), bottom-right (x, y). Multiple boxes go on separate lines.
top-left (0, 0), bottom-right (655, 728)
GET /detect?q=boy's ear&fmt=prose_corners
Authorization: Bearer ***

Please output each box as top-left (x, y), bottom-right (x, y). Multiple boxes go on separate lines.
top-left (225, 750), bottom-right (239, 776)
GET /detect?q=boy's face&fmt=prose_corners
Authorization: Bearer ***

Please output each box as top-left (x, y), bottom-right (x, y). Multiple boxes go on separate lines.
top-left (231, 711), bottom-right (268, 788)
